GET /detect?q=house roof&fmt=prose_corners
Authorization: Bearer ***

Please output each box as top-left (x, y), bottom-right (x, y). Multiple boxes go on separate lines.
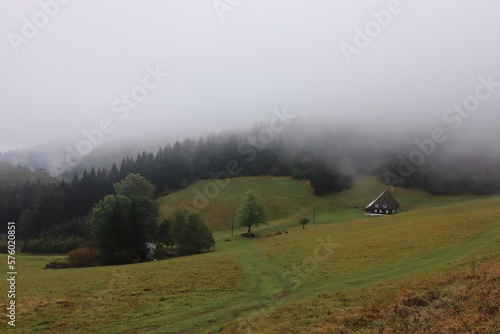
top-left (365, 189), bottom-right (398, 209)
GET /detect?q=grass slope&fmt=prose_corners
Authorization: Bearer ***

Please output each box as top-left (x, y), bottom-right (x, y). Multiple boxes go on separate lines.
top-left (1, 176), bottom-right (499, 333)
top-left (157, 176), bottom-right (318, 231)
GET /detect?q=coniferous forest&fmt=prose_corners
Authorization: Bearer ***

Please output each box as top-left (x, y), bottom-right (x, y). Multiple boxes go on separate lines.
top-left (1, 120), bottom-right (500, 250)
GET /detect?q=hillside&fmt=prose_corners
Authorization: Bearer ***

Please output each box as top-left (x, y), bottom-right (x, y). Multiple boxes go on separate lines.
top-left (1, 176), bottom-right (499, 333)
top-left (156, 175), bottom-right (479, 231)
top-left (0, 161), bottom-right (56, 189)
top-left (157, 176), bottom-right (318, 231)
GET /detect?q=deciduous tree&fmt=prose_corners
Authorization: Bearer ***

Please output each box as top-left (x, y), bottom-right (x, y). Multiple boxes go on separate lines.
top-left (237, 191), bottom-right (268, 236)
top-left (171, 209), bottom-right (215, 255)
top-left (299, 217), bottom-right (309, 229)
top-left (89, 174), bottom-right (159, 265)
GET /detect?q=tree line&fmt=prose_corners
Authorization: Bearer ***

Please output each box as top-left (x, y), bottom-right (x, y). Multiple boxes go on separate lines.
top-left (378, 153), bottom-right (500, 195)
top-left (2, 119), bottom-right (500, 242)
top-left (1, 127), bottom-right (352, 238)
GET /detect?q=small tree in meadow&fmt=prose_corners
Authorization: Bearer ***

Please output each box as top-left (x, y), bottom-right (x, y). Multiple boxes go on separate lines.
top-left (299, 217), bottom-right (309, 229)
top-left (237, 191), bottom-right (269, 236)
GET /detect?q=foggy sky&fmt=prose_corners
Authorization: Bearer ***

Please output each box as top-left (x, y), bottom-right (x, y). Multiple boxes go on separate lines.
top-left (1, 0), bottom-right (499, 153)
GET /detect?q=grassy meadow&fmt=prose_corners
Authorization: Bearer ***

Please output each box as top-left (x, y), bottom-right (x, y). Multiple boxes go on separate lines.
top-left (1, 176), bottom-right (499, 333)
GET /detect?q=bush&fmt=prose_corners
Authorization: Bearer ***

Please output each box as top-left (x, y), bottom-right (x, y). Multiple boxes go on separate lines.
top-left (44, 261), bottom-right (70, 269)
top-left (66, 247), bottom-right (102, 268)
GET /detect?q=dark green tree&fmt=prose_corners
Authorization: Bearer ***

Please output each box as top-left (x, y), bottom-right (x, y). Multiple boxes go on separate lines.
top-left (155, 219), bottom-right (173, 248)
top-left (90, 194), bottom-right (134, 264)
top-left (299, 217), bottom-right (309, 229)
top-left (310, 162), bottom-right (352, 196)
top-left (171, 209), bottom-right (215, 256)
top-left (17, 209), bottom-right (38, 239)
top-left (89, 174), bottom-right (159, 265)
top-left (114, 173), bottom-right (159, 238)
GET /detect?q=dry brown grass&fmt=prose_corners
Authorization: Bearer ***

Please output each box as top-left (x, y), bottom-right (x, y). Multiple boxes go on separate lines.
top-left (312, 258), bottom-right (499, 334)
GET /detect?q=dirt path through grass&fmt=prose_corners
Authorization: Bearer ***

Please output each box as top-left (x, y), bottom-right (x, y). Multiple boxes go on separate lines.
top-left (228, 240), bottom-right (290, 325)
top-left (161, 240), bottom-right (288, 333)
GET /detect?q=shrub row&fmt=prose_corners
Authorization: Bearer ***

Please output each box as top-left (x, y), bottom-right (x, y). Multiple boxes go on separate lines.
top-left (21, 236), bottom-right (85, 254)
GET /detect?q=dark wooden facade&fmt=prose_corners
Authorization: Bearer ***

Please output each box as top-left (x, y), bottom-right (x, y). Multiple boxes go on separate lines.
top-left (365, 190), bottom-right (398, 215)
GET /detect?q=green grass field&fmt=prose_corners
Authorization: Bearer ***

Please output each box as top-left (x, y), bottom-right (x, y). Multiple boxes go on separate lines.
top-left (1, 176), bottom-right (499, 333)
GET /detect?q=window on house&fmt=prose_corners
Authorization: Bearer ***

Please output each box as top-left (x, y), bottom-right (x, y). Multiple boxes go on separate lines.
top-left (375, 204), bottom-right (379, 208)
top-left (383, 204), bottom-right (387, 208)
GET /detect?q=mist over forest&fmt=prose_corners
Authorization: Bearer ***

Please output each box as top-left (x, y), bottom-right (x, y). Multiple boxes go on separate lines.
top-left (1, 111), bottom-right (500, 237)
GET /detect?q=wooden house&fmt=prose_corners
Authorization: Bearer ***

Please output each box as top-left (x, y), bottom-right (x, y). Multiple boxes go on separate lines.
top-left (365, 189), bottom-right (398, 215)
